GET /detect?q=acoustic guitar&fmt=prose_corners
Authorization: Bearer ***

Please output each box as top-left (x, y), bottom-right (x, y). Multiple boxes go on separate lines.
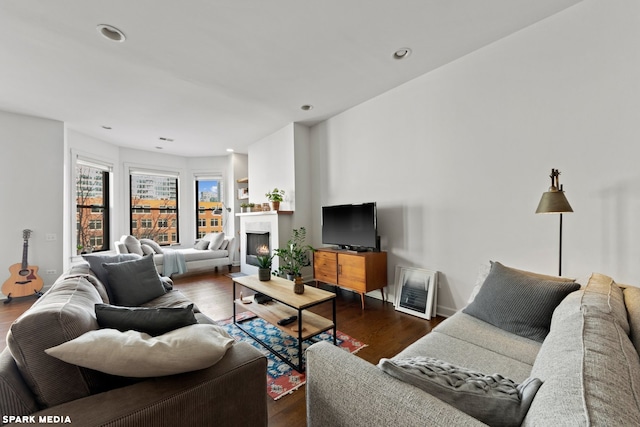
top-left (2, 229), bottom-right (44, 303)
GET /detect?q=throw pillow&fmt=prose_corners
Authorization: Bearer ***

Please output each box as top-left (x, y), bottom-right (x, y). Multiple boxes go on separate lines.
top-left (95, 303), bottom-right (197, 336)
top-left (463, 261), bottom-right (580, 342)
top-left (102, 255), bottom-right (166, 306)
top-left (82, 253), bottom-right (142, 302)
top-left (194, 239), bottom-right (210, 250)
top-left (624, 286), bottom-right (640, 355)
top-left (206, 233), bottom-right (225, 250)
top-left (378, 357), bottom-right (542, 427)
top-left (121, 235), bottom-right (144, 256)
top-left (140, 243), bottom-right (155, 256)
top-left (140, 238), bottom-right (164, 254)
top-left (45, 324), bottom-right (235, 377)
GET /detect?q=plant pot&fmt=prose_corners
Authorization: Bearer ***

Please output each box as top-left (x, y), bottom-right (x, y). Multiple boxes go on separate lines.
top-left (258, 268), bottom-right (271, 281)
top-left (293, 276), bottom-right (304, 294)
top-left (271, 201), bottom-right (280, 211)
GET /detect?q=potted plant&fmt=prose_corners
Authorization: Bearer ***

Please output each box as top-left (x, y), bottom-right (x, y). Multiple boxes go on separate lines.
top-left (248, 202), bottom-right (256, 212)
top-left (256, 254), bottom-right (272, 281)
top-left (265, 188), bottom-right (285, 211)
top-left (273, 227), bottom-right (314, 294)
top-left (240, 202), bottom-right (249, 213)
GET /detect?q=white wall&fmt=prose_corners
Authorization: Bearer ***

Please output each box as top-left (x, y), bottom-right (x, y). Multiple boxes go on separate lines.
top-left (0, 110), bottom-right (64, 294)
top-left (310, 0), bottom-right (640, 315)
top-left (248, 123), bottom-right (297, 211)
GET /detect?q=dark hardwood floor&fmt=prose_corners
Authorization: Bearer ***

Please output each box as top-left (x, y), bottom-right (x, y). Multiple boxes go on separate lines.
top-left (0, 268), bottom-right (444, 427)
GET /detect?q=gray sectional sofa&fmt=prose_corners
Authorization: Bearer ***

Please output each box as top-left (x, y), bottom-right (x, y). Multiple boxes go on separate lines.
top-left (0, 256), bottom-right (267, 426)
top-left (306, 263), bottom-right (640, 426)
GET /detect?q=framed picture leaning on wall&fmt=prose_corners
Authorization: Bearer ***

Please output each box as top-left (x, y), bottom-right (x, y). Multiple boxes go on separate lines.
top-left (394, 266), bottom-right (438, 320)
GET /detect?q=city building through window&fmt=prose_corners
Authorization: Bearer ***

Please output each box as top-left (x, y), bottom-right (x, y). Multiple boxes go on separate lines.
top-left (196, 177), bottom-right (224, 239)
top-left (130, 172), bottom-right (179, 245)
top-left (76, 161), bottom-right (110, 253)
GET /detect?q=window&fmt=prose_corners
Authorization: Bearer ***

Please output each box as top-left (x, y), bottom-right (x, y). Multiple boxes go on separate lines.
top-left (76, 162), bottom-right (110, 253)
top-left (196, 177), bottom-right (225, 238)
top-left (130, 172), bottom-right (179, 244)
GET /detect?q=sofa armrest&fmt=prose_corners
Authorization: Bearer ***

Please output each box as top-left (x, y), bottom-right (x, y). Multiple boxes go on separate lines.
top-left (26, 342), bottom-right (267, 427)
top-left (306, 341), bottom-right (487, 427)
top-left (226, 237), bottom-right (238, 263)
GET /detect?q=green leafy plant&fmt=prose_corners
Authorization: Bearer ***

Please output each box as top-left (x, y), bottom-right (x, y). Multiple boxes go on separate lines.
top-left (265, 188), bottom-right (285, 202)
top-left (273, 227), bottom-right (314, 277)
top-left (256, 254), bottom-right (272, 269)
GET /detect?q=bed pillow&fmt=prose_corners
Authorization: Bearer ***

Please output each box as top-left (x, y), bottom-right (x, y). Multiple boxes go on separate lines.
top-left (379, 357), bottom-right (541, 427)
top-left (95, 303), bottom-right (197, 336)
top-left (45, 324), bottom-right (234, 377)
top-left (463, 261), bottom-right (580, 342)
top-left (102, 255), bottom-right (166, 306)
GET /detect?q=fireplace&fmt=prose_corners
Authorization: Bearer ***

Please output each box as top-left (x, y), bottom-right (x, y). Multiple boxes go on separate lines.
top-left (246, 231), bottom-right (270, 267)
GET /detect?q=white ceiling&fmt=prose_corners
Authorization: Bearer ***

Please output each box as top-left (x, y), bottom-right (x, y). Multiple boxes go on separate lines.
top-left (0, 0), bottom-right (581, 157)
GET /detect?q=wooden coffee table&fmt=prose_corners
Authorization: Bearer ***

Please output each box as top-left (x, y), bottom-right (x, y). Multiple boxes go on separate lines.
top-left (232, 274), bottom-right (336, 372)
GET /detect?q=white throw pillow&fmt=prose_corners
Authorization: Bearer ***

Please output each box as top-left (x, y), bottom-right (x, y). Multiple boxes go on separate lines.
top-left (140, 239), bottom-right (164, 254)
top-left (45, 324), bottom-right (235, 377)
top-left (206, 233), bottom-right (225, 250)
top-left (121, 235), bottom-right (144, 256)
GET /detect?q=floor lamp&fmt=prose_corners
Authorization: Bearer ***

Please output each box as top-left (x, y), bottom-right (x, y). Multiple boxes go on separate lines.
top-left (535, 169), bottom-right (573, 276)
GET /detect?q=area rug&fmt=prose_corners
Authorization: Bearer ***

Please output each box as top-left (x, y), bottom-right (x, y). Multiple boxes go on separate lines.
top-left (218, 312), bottom-right (367, 400)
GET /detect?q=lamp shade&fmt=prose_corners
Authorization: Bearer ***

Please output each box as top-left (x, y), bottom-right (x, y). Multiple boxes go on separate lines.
top-left (535, 190), bottom-right (573, 214)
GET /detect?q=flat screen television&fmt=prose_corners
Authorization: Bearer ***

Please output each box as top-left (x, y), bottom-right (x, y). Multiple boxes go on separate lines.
top-left (322, 202), bottom-right (378, 251)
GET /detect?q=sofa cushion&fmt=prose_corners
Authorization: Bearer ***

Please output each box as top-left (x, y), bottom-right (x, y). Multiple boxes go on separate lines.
top-left (624, 285), bottom-right (640, 354)
top-left (103, 255), bottom-right (167, 306)
top-left (95, 303), bottom-right (197, 336)
top-left (82, 253), bottom-right (142, 302)
top-left (121, 235), bottom-right (144, 256)
top-left (379, 357), bottom-right (541, 427)
top-left (463, 261), bottom-right (580, 342)
top-left (432, 312), bottom-right (542, 366)
top-left (45, 324), bottom-right (235, 377)
top-left (524, 285), bottom-right (640, 425)
top-left (6, 275), bottom-right (118, 408)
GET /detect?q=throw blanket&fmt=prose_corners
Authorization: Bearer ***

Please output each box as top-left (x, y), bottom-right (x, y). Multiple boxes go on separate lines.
top-left (162, 248), bottom-right (187, 276)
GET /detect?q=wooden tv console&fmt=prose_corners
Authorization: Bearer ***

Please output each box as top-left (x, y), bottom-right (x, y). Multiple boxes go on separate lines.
top-left (313, 248), bottom-right (387, 309)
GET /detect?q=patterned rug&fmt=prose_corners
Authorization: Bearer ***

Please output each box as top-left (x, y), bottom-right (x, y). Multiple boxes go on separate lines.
top-left (218, 312), bottom-right (367, 400)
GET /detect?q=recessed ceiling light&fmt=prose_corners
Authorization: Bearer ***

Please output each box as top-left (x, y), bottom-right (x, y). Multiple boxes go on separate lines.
top-left (301, 104), bottom-right (314, 111)
top-left (101, 125), bottom-right (112, 130)
top-left (155, 146), bottom-right (163, 150)
top-left (226, 148), bottom-right (234, 152)
top-left (96, 24), bottom-right (126, 42)
top-left (393, 48), bottom-right (412, 60)
top-left (159, 137), bottom-right (174, 142)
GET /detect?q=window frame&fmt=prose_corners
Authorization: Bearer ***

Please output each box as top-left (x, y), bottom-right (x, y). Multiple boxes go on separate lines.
top-left (75, 159), bottom-right (111, 253)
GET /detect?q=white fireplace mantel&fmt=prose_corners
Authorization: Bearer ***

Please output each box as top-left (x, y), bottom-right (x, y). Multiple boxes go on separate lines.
top-left (237, 211), bottom-right (293, 275)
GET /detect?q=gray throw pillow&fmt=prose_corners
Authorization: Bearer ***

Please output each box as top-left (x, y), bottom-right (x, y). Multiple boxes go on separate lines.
top-left (462, 261), bottom-right (580, 342)
top-left (95, 303), bottom-right (197, 336)
top-left (82, 253), bottom-right (142, 302)
top-left (102, 255), bottom-right (167, 306)
top-left (379, 357), bottom-right (542, 427)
